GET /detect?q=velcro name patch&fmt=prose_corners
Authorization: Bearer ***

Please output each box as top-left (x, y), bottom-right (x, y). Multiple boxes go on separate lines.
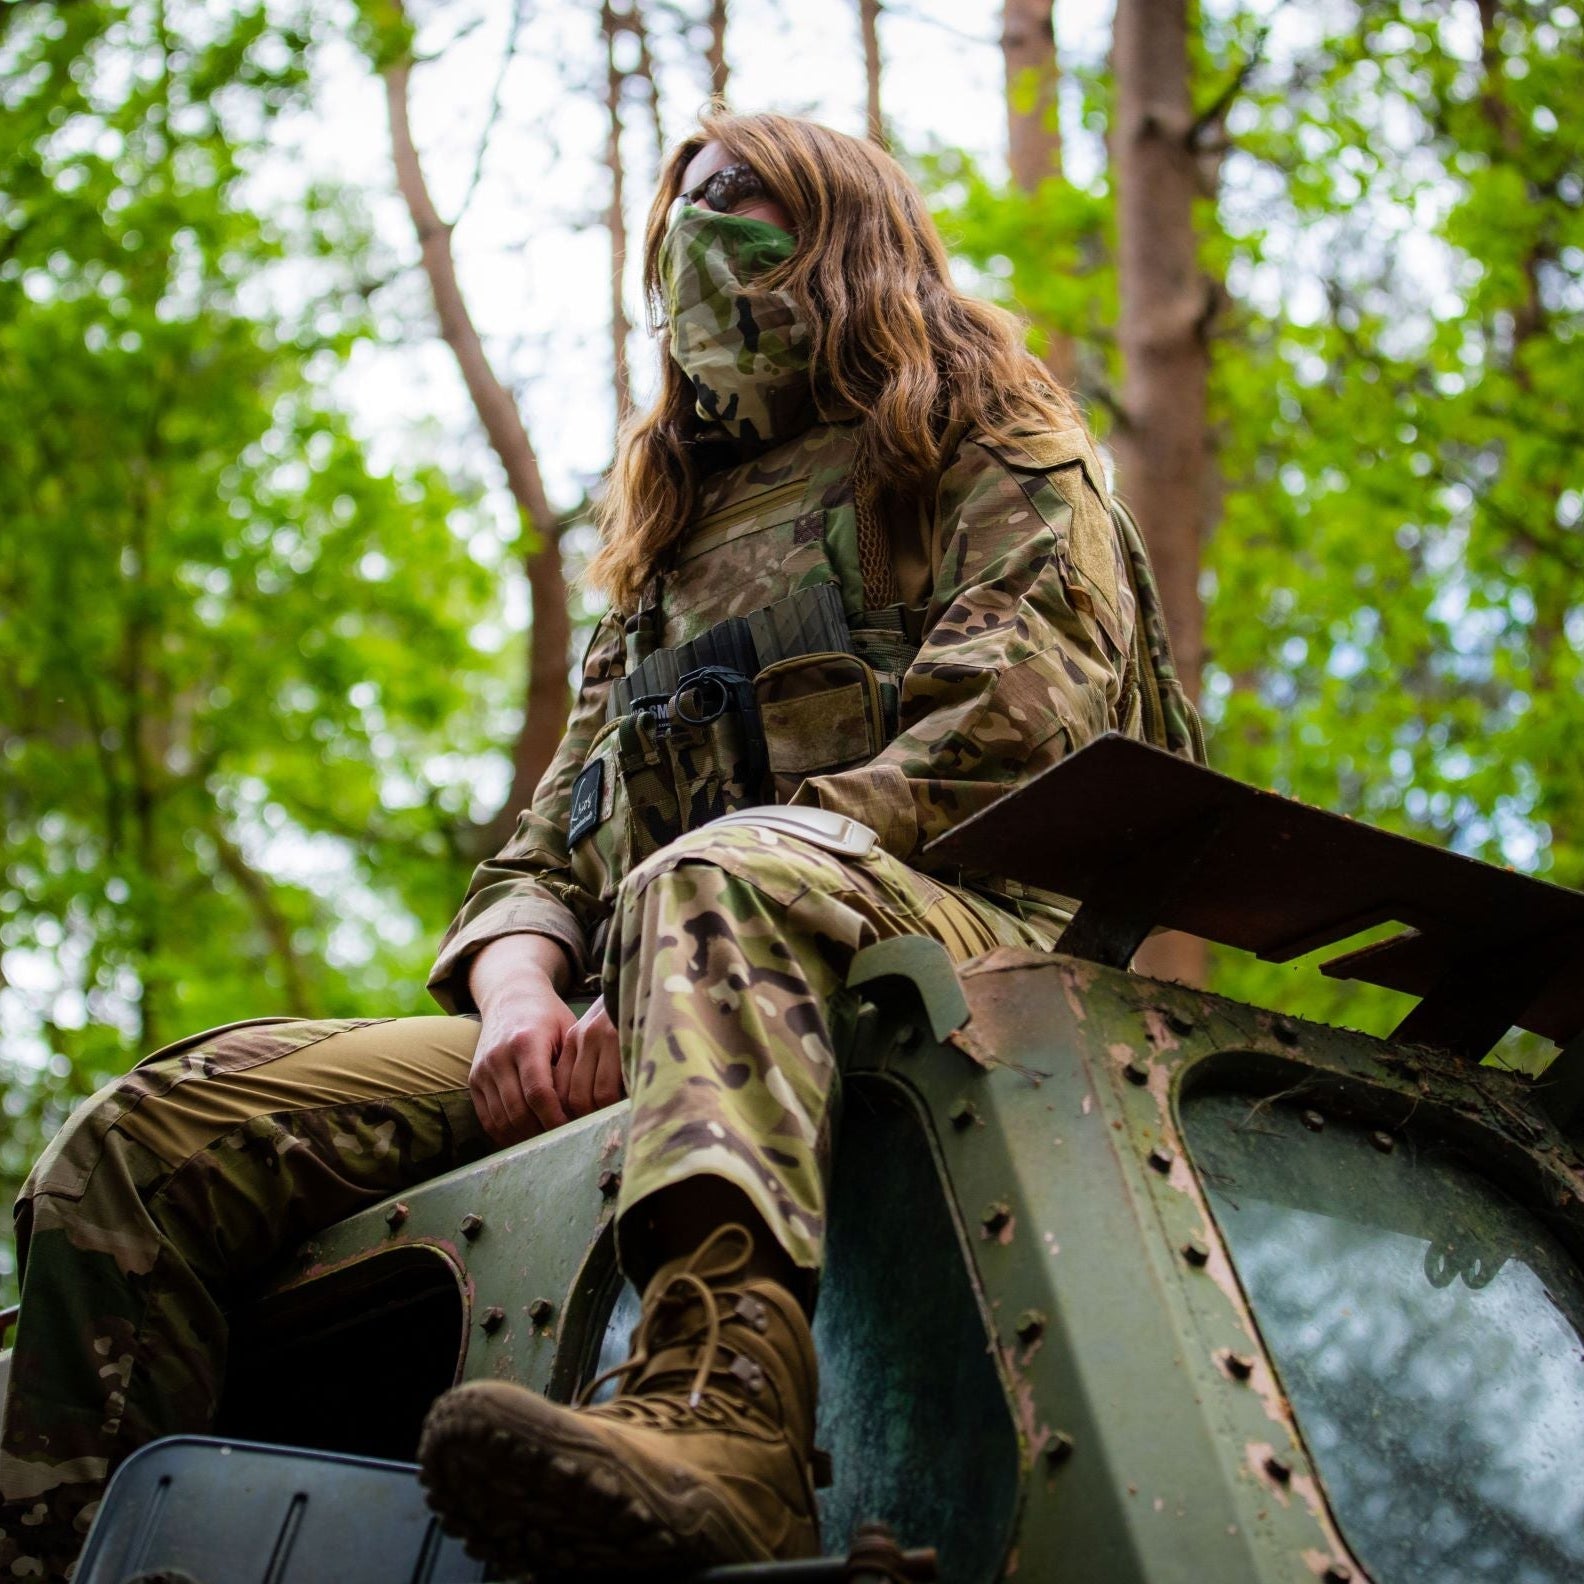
top-left (568, 760), bottom-right (605, 847)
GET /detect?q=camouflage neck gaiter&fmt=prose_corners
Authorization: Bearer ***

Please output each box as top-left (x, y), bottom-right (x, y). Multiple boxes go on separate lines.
top-left (660, 205), bottom-right (817, 449)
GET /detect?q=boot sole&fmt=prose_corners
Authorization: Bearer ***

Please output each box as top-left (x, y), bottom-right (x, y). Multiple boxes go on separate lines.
top-left (418, 1386), bottom-right (772, 1576)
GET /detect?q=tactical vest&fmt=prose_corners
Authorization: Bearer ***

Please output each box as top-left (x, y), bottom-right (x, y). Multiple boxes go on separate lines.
top-left (566, 421), bottom-right (1203, 907)
top-left (567, 424), bottom-right (910, 904)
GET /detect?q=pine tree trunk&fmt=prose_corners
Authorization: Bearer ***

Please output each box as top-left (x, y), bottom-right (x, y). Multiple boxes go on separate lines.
top-left (1002, 0), bottom-right (1075, 388)
top-left (1111, 0), bottom-right (1211, 985)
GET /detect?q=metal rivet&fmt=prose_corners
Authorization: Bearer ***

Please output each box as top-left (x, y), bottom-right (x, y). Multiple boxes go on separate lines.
top-left (1264, 1453), bottom-right (1292, 1484)
top-left (385, 1202), bottom-right (410, 1230)
top-left (1301, 1110), bottom-right (1325, 1132)
top-left (1014, 1309), bottom-right (1047, 1343)
top-left (1044, 1430), bottom-right (1075, 1468)
top-left (298, 1241), bottom-right (320, 1267)
top-left (1272, 1015), bottom-right (1300, 1046)
top-left (948, 1098), bottom-right (979, 1131)
top-left (1323, 1566), bottom-right (1352, 1584)
top-left (1124, 1058), bottom-right (1150, 1086)
top-left (981, 1202), bottom-right (1011, 1235)
top-left (598, 1168), bottom-right (622, 1199)
top-left (459, 1213), bottom-right (484, 1241)
top-left (1370, 1130), bottom-right (1395, 1154)
top-left (1224, 1352), bottom-right (1255, 1381)
top-left (528, 1298), bottom-right (554, 1325)
top-left (1163, 1007), bottom-right (1195, 1036)
top-left (480, 1305), bottom-right (506, 1334)
top-left (1147, 1145), bottom-right (1175, 1174)
top-left (1182, 1237), bottom-right (1210, 1267)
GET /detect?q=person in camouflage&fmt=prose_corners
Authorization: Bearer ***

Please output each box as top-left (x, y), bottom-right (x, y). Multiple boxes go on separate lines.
top-left (0, 111), bottom-right (1184, 1580)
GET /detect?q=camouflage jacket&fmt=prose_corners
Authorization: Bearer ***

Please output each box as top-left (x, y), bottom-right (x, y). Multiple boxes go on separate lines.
top-left (427, 418), bottom-right (1139, 1011)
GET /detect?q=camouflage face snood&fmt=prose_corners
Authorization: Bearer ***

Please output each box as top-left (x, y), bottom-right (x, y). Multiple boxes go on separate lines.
top-left (660, 204), bottom-right (816, 448)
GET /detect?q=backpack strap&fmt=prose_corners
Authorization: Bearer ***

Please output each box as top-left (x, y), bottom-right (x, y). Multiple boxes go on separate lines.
top-left (1108, 497), bottom-right (1207, 765)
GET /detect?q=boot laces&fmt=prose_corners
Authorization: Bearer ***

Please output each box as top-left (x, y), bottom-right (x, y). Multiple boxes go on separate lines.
top-left (576, 1225), bottom-right (768, 1418)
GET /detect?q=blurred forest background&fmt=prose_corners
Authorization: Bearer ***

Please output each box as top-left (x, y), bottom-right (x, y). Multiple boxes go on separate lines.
top-left (3, 0), bottom-right (1581, 1294)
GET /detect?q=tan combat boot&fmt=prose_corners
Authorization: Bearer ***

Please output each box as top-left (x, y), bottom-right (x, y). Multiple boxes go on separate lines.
top-left (417, 1224), bottom-right (826, 1575)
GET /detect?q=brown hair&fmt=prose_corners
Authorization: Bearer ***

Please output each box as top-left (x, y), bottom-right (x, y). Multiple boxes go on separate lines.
top-left (586, 110), bottom-right (1079, 610)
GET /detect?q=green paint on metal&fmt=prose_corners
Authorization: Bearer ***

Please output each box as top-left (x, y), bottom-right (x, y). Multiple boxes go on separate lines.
top-left (847, 935), bottom-right (970, 1044)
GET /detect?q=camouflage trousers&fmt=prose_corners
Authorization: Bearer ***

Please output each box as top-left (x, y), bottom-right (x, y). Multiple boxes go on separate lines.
top-left (1, 826), bottom-right (1057, 1578)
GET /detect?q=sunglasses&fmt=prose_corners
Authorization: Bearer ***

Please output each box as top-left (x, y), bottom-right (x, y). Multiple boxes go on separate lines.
top-left (676, 161), bottom-right (770, 217)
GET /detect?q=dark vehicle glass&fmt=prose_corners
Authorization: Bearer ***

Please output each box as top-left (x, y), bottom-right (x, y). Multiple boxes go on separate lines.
top-left (1183, 1088), bottom-right (1584, 1584)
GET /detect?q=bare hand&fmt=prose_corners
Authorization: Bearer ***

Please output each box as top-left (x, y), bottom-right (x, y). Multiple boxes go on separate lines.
top-left (554, 995), bottom-right (625, 1119)
top-left (467, 937), bottom-right (577, 1144)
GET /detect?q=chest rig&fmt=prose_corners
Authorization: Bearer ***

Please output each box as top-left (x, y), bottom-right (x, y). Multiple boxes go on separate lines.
top-left (567, 423), bottom-right (922, 904)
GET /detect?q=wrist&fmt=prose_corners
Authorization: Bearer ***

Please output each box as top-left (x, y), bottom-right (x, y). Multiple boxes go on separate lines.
top-left (470, 934), bottom-right (573, 1012)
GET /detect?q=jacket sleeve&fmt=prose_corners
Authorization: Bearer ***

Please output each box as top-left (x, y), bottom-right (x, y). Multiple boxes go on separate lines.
top-left (792, 428), bottom-right (1136, 861)
top-left (427, 611), bottom-right (626, 1013)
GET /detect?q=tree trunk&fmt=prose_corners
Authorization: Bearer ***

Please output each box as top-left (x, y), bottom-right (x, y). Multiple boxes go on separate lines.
top-left (858, 0), bottom-right (884, 146)
top-left (1111, 0), bottom-right (1211, 986)
top-left (1002, 0), bottom-right (1076, 388)
top-left (627, 2), bottom-right (667, 167)
top-left (705, 0), bottom-right (728, 102)
top-left (602, 1), bottom-right (633, 421)
top-left (384, 52), bottom-right (572, 857)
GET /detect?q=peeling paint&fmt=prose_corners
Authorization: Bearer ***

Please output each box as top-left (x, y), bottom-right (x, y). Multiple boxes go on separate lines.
top-left (1143, 1007), bottom-right (1182, 1053)
top-left (1063, 959), bottom-right (1100, 993)
top-left (997, 1340), bottom-right (1050, 1463)
top-left (1059, 972), bottom-right (1089, 1024)
top-left (1108, 1041), bottom-right (1136, 1066)
top-left (1245, 1443), bottom-right (1291, 1507)
top-left (1287, 1470), bottom-right (1333, 1533)
top-left (1095, 990), bottom-right (1368, 1576)
top-left (1081, 1094), bottom-right (1094, 1116)
top-left (1302, 1546), bottom-right (1350, 1578)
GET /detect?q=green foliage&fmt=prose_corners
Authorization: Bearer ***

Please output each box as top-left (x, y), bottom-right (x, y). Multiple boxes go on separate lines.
top-left (4, 0), bottom-right (1580, 1305)
top-left (929, 1), bottom-right (1582, 1056)
top-left (922, 137), bottom-right (1114, 390)
top-left (0, 0), bottom-right (506, 1295)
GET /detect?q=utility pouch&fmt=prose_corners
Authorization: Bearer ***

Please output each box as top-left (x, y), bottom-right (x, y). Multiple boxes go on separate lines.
top-left (754, 651), bottom-right (886, 803)
top-left (662, 666), bottom-right (769, 828)
top-left (570, 668), bottom-right (772, 899)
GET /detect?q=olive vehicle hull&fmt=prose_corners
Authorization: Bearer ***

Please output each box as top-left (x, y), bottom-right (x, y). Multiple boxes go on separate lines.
top-left (10, 737), bottom-right (1584, 1583)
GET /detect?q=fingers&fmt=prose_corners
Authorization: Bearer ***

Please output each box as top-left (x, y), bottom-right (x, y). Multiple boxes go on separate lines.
top-left (554, 1021), bottom-right (579, 1114)
top-left (470, 1021), bottom-right (572, 1144)
top-left (592, 1020), bottom-right (625, 1110)
top-left (568, 1000), bottom-right (622, 1118)
top-left (514, 1026), bottom-right (570, 1134)
top-left (467, 1062), bottom-right (516, 1147)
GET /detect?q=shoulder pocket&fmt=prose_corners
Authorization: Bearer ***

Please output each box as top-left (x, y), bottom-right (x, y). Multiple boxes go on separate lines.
top-left (979, 431), bottom-right (1129, 664)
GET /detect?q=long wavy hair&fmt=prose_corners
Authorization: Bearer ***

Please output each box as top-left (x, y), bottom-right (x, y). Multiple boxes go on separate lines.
top-left (586, 110), bottom-right (1080, 610)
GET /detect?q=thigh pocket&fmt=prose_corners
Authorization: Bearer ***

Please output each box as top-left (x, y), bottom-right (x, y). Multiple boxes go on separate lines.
top-left (755, 653), bottom-right (886, 804)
